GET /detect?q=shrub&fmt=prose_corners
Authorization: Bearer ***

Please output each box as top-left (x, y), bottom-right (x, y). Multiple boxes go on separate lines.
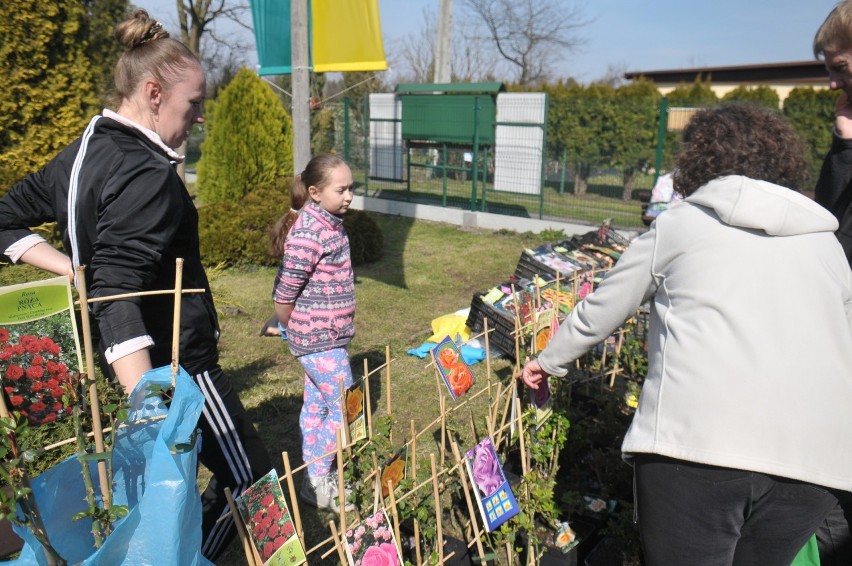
top-left (196, 68), bottom-right (294, 204)
top-left (343, 209), bottom-right (384, 265)
top-left (198, 183), bottom-right (384, 268)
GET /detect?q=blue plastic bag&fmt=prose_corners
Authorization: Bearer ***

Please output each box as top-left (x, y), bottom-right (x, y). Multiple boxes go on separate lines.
top-left (9, 366), bottom-right (212, 566)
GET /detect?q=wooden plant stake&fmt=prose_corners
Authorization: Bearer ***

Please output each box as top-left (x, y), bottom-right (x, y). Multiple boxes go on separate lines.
top-left (372, 452), bottom-right (381, 515)
top-left (281, 451), bottom-right (303, 541)
top-left (387, 479), bottom-right (402, 556)
top-left (413, 519), bottom-right (422, 566)
top-left (483, 318), bottom-right (493, 399)
top-left (515, 396), bottom-right (529, 476)
top-left (410, 419), bottom-right (417, 481)
top-left (430, 453), bottom-right (444, 565)
top-left (74, 265), bottom-right (110, 507)
top-left (450, 441), bottom-right (487, 565)
top-left (328, 521), bottom-right (349, 565)
top-left (385, 346), bottom-right (393, 445)
top-left (494, 381), bottom-right (515, 451)
top-left (363, 358), bottom-right (373, 439)
top-left (439, 393), bottom-right (447, 468)
top-left (224, 486), bottom-right (261, 566)
top-left (487, 381), bottom-right (502, 439)
top-left (335, 429), bottom-right (347, 536)
top-left (608, 327), bottom-right (626, 388)
top-left (339, 375), bottom-right (351, 452)
top-left (170, 258), bottom-right (184, 386)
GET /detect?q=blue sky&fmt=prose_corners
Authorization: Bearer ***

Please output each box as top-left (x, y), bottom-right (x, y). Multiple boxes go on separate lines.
top-left (135, 0), bottom-right (838, 84)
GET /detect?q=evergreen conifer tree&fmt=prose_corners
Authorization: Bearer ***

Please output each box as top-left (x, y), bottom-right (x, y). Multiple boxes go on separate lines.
top-left (0, 1), bottom-right (101, 189)
top-left (197, 67), bottom-right (294, 204)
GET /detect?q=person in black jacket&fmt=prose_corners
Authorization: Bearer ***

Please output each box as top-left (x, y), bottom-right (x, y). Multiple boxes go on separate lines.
top-left (813, 3), bottom-right (852, 564)
top-left (0, 10), bottom-right (270, 561)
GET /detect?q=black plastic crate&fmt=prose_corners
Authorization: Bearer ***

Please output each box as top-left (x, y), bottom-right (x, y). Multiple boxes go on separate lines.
top-left (513, 246), bottom-right (586, 283)
top-left (466, 293), bottom-right (518, 359)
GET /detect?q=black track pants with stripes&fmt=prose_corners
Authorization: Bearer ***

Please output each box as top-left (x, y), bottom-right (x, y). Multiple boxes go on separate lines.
top-left (192, 366), bottom-right (271, 562)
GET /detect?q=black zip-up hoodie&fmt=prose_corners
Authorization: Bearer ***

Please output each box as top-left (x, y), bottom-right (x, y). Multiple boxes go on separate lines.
top-left (0, 116), bottom-right (219, 373)
top-left (816, 132), bottom-right (852, 266)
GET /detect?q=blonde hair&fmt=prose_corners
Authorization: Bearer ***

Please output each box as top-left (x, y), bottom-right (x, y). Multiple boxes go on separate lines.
top-left (109, 10), bottom-right (201, 108)
top-left (815, 1), bottom-right (852, 57)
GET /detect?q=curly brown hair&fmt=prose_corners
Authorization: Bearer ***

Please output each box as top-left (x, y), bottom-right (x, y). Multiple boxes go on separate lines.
top-left (672, 103), bottom-right (809, 198)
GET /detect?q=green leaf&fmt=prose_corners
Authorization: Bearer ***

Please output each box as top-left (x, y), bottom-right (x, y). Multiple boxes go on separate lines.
top-left (102, 404), bottom-right (118, 413)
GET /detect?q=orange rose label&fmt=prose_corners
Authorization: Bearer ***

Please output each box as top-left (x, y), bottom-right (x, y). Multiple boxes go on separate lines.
top-left (447, 363), bottom-right (473, 398)
top-left (437, 346), bottom-right (458, 369)
top-left (381, 458), bottom-right (406, 498)
top-left (346, 388), bottom-right (363, 424)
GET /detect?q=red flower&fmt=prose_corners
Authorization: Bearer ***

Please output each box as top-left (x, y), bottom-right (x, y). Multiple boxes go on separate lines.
top-left (267, 523), bottom-right (279, 539)
top-left (31, 355), bottom-right (44, 366)
top-left (261, 494), bottom-right (274, 507)
top-left (0, 329), bottom-right (9, 342)
top-left (40, 413), bottom-right (56, 423)
top-left (19, 335), bottom-right (37, 346)
top-left (46, 379), bottom-right (59, 389)
top-left (48, 387), bottom-right (64, 400)
top-left (25, 342), bottom-right (41, 354)
top-left (11, 344), bottom-right (24, 356)
top-left (9, 396), bottom-right (23, 407)
top-left (30, 402), bottom-right (47, 413)
top-left (26, 366), bottom-right (44, 379)
top-left (30, 381), bottom-right (44, 392)
top-left (52, 402), bottom-right (63, 411)
top-left (0, 346), bottom-right (12, 361)
top-left (4, 387), bottom-right (14, 395)
top-left (5, 365), bottom-right (23, 380)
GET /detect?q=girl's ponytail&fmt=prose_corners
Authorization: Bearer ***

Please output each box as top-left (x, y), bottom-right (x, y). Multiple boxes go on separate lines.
top-left (269, 173), bottom-right (310, 257)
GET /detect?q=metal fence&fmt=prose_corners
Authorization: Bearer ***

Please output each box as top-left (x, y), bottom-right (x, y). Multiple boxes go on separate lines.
top-left (328, 95), bottom-right (672, 230)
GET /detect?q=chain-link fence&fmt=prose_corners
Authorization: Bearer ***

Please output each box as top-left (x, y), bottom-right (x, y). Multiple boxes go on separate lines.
top-left (326, 94), bottom-right (674, 230)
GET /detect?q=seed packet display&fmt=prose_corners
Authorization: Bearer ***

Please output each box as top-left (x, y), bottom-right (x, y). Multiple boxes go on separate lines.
top-left (345, 379), bottom-right (367, 444)
top-left (0, 276), bottom-right (83, 425)
top-left (464, 436), bottom-right (520, 532)
top-left (235, 469), bottom-right (306, 566)
top-left (433, 335), bottom-right (474, 400)
top-left (343, 510), bottom-right (403, 566)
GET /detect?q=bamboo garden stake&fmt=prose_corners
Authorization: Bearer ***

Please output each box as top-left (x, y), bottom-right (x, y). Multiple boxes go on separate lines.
top-left (335, 428), bottom-right (347, 536)
top-left (450, 441), bottom-right (487, 566)
top-left (224, 486), bottom-right (261, 566)
top-left (385, 346), bottom-right (393, 445)
top-left (360, 359), bottom-right (369, 440)
top-left (430, 453), bottom-right (444, 564)
top-left (386, 479), bottom-right (402, 555)
top-left (328, 521), bottom-right (348, 565)
top-left (170, 258), bottom-right (183, 386)
top-left (281, 451), bottom-right (303, 541)
top-left (74, 265), bottom-right (110, 507)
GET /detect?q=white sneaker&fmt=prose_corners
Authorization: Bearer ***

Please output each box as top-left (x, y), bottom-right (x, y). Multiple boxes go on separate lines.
top-left (300, 474), bottom-right (354, 512)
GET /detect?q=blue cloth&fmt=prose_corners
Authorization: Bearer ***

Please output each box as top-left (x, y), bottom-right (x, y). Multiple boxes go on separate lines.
top-left (9, 366), bottom-right (211, 566)
top-left (406, 342), bottom-right (487, 365)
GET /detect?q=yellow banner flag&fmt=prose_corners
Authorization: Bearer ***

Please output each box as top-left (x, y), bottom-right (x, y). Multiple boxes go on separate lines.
top-left (311, 0), bottom-right (388, 72)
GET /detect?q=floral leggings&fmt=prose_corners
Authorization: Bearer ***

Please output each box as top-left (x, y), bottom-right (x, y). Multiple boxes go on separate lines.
top-left (297, 347), bottom-right (353, 476)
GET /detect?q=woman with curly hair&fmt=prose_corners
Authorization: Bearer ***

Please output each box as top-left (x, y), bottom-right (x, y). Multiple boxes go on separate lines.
top-left (521, 103), bottom-right (852, 565)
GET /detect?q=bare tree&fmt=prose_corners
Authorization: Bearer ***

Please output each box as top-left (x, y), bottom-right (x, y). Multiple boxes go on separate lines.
top-left (389, 7), bottom-right (497, 84)
top-left (460, 0), bottom-right (589, 86)
top-left (175, 0), bottom-right (251, 58)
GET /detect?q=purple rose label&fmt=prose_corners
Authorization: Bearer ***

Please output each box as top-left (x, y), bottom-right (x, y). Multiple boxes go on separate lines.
top-left (464, 436), bottom-right (520, 532)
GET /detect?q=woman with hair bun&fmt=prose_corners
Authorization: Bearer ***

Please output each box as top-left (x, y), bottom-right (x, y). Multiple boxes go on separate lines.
top-left (0, 10), bottom-right (270, 561)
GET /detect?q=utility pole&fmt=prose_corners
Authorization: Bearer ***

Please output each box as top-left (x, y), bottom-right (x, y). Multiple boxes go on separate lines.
top-left (434, 0), bottom-right (454, 83)
top-left (291, 0), bottom-right (311, 173)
